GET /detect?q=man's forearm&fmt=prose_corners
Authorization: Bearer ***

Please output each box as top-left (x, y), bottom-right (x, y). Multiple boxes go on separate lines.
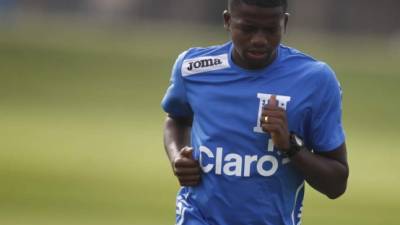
top-left (290, 144), bottom-right (349, 199)
top-left (163, 116), bottom-right (192, 163)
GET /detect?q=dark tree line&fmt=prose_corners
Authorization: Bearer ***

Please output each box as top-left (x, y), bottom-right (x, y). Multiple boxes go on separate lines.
top-left (6, 0), bottom-right (400, 34)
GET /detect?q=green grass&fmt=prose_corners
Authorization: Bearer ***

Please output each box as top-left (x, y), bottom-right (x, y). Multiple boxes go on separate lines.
top-left (0, 22), bottom-right (399, 225)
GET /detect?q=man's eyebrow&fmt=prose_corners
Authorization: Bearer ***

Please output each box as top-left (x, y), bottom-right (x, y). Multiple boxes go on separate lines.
top-left (233, 20), bottom-right (253, 26)
top-left (230, 18), bottom-right (256, 25)
top-left (231, 14), bottom-right (284, 24)
top-left (232, 18), bottom-right (281, 27)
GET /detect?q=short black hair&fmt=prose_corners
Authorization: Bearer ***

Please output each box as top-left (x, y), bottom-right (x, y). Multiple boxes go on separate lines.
top-left (228, 0), bottom-right (288, 12)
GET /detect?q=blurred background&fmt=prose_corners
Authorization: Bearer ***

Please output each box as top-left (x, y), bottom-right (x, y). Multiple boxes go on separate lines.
top-left (0, 1), bottom-right (399, 225)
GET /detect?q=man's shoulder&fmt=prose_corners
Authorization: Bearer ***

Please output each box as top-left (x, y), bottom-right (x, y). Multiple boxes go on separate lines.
top-left (175, 42), bottom-right (232, 77)
top-left (280, 45), bottom-right (321, 66)
top-left (182, 42), bottom-right (231, 60)
top-left (280, 45), bottom-right (337, 81)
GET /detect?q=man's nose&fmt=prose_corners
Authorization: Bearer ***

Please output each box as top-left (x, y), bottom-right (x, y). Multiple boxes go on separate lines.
top-left (250, 30), bottom-right (268, 47)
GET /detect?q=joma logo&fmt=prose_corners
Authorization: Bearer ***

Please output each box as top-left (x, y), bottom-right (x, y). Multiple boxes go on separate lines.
top-left (181, 54), bottom-right (229, 76)
top-left (187, 58), bottom-right (222, 71)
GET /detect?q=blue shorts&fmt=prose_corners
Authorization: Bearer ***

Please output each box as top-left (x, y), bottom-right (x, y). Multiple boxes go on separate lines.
top-left (176, 194), bottom-right (209, 225)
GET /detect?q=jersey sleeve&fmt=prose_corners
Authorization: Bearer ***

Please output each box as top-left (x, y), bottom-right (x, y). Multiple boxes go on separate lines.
top-left (161, 51), bottom-right (193, 118)
top-left (310, 64), bottom-right (345, 152)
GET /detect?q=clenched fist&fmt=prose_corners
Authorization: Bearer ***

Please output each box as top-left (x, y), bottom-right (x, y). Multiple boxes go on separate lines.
top-left (172, 147), bottom-right (201, 186)
top-left (260, 95), bottom-right (291, 151)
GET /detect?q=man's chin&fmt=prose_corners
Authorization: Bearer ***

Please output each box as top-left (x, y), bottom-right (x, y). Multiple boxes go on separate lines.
top-left (244, 53), bottom-right (276, 70)
top-left (244, 58), bottom-right (270, 70)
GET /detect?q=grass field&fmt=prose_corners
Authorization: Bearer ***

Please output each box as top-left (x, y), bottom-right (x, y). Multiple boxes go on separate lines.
top-left (0, 22), bottom-right (399, 225)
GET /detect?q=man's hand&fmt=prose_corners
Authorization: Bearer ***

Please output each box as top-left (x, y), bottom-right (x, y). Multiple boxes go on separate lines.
top-left (260, 95), bottom-right (290, 151)
top-left (172, 146), bottom-right (201, 187)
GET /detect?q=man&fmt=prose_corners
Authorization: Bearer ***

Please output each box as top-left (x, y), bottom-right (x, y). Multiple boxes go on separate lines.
top-left (162, 0), bottom-right (349, 224)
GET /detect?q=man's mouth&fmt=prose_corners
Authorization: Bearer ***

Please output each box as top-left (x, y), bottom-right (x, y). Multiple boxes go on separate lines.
top-left (246, 50), bottom-right (268, 60)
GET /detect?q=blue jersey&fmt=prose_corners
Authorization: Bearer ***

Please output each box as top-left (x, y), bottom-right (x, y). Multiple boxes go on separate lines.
top-left (162, 42), bottom-right (345, 225)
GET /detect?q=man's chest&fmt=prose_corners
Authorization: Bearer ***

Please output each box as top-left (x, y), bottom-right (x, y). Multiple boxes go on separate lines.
top-left (184, 75), bottom-right (313, 134)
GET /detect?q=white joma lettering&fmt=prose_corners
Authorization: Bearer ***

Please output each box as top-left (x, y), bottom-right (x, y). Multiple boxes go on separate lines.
top-left (181, 54), bottom-right (229, 76)
top-left (187, 58), bottom-right (222, 71)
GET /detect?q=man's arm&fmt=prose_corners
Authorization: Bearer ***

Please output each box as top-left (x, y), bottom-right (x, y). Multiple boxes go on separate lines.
top-left (164, 115), bottom-right (192, 163)
top-left (288, 143), bottom-right (348, 199)
top-left (163, 115), bottom-right (201, 186)
top-left (261, 96), bottom-right (349, 199)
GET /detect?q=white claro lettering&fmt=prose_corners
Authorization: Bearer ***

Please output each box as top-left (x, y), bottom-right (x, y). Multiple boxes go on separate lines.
top-left (199, 146), bottom-right (278, 177)
top-left (253, 93), bottom-right (291, 133)
top-left (199, 93), bottom-right (292, 177)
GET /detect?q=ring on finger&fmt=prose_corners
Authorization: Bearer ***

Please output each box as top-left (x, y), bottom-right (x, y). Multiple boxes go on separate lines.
top-left (264, 116), bottom-right (269, 123)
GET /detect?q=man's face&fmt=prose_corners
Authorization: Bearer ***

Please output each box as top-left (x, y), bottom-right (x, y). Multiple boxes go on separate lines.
top-left (224, 4), bottom-right (288, 70)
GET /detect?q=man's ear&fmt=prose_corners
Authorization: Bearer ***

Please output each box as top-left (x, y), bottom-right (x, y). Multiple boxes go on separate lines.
top-left (223, 10), bottom-right (231, 31)
top-left (283, 12), bottom-right (290, 33)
